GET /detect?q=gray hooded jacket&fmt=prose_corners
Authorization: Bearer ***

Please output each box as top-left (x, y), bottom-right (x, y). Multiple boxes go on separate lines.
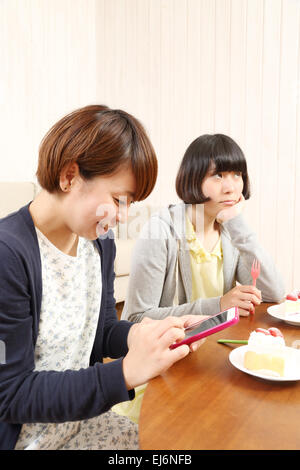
top-left (121, 203), bottom-right (285, 323)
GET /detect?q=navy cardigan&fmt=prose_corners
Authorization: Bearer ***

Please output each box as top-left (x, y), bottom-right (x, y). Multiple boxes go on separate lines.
top-left (0, 204), bottom-right (134, 450)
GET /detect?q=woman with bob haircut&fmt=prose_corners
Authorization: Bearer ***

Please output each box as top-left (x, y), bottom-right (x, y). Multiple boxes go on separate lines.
top-left (122, 133), bottom-right (285, 324)
top-left (0, 105), bottom-right (205, 450)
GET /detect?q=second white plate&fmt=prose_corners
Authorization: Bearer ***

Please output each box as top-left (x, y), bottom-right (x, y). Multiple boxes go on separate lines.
top-left (267, 303), bottom-right (300, 326)
top-left (229, 345), bottom-right (300, 382)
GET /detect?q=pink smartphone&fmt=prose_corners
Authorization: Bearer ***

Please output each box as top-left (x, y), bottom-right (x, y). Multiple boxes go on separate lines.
top-left (170, 306), bottom-right (239, 349)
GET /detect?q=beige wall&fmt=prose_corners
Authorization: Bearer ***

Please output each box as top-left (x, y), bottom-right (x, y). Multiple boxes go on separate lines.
top-left (1, 0), bottom-right (299, 291)
top-left (0, 0), bottom-right (98, 181)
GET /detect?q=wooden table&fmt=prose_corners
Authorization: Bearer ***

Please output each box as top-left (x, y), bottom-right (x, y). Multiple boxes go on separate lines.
top-left (139, 303), bottom-right (300, 450)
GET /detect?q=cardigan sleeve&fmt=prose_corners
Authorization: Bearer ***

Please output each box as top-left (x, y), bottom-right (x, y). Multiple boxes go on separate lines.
top-left (121, 217), bottom-right (221, 322)
top-left (0, 240), bottom-right (133, 425)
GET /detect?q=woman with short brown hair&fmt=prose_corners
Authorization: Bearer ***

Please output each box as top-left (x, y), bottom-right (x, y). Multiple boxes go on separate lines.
top-left (36, 104), bottom-right (157, 200)
top-left (0, 105), bottom-right (203, 450)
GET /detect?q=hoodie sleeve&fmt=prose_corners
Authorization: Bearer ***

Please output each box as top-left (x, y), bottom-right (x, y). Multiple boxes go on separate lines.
top-left (121, 215), bottom-right (222, 322)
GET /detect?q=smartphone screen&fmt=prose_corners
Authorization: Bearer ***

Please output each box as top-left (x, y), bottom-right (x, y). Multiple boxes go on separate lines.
top-left (184, 309), bottom-right (235, 339)
top-left (170, 307), bottom-right (239, 349)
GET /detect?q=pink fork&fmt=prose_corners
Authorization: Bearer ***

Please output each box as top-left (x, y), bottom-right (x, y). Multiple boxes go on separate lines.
top-left (251, 258), bottom-right (260, 286)
top-left (250, 258), bottom-right (260, 314)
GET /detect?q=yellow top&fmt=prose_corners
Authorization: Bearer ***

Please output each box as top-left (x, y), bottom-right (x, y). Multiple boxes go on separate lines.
top-left (185, 214), bottom-right (224, 301)
top-left (111, 383), bottom-right (147, 424)
top-left (113, 215), bottom-right (224, 425)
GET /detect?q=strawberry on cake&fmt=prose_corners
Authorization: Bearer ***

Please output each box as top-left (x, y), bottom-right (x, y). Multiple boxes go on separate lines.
top-left (244, 327), bottom-right (287, 377)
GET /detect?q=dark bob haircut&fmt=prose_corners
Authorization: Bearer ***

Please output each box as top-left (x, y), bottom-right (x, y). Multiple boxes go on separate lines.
top-left (176, 133), bottom-right (250, 204)
top-left (37, 104), bottom-right (158, 202)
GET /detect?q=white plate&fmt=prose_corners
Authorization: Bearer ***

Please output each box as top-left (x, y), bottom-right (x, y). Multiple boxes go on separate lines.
top-left (229, 345), bottom-right (300, 382)
top-left (267, 303), bottom-right (300, 326)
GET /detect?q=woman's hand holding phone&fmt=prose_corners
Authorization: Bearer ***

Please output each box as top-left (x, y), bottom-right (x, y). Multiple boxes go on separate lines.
top-left (220, 284), bottom-right (261, 316)
top-left (124, 315), bottom-right (208, 390)
top-left (123, 316), bottom-right (191, 390)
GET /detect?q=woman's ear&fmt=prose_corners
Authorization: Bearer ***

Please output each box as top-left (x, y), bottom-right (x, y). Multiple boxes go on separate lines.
top-left (59, 162), bottom-right (80, 192)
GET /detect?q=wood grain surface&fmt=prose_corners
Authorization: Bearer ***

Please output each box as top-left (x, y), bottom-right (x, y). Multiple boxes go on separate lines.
top-left (139, 303), bottom-right (300, 450)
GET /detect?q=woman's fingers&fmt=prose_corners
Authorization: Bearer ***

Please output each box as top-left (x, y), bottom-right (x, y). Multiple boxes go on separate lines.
top-left (181, 315), bottom-right (209, 329)
top-left (153, 316), bottom-right (186, 339)
top-left (160, 325), bottom-right (186, 349)
top-left (189, 338), bottom-right (206, 352)
top-left (221, 284), bottom-right (262, 314)
top-left (239, 285), bottom-right (262, 300)
top-left (238, 308), bottom-right (251, 317)
top-left (239, 292), bottom-right (261, 305)
top-left (167, 343), bottom-right (190, 364)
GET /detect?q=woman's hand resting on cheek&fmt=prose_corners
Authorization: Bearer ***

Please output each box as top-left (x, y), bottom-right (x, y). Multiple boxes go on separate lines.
top-left (216, 194), bottom-right (245, 224)
top-left (123, 316), bottom-right (197, 390)
top-left (220, 284), bottom-right (262, 316)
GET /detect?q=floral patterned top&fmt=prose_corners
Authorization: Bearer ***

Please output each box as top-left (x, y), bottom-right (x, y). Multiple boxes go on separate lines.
top-left (15, 228), bottom-right (102, 450)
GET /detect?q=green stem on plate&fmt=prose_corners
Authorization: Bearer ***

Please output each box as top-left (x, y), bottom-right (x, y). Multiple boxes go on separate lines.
top-left (217, 339), bottom-right (248, 344)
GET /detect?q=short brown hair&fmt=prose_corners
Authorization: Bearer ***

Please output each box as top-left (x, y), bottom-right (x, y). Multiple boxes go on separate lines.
top-left (176, 133), bottom-right (250, 203)
top-left (37, 104), bottom-right (158, 201)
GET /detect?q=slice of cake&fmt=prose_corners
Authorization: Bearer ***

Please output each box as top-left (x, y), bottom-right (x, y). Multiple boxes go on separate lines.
top-left (284, 292), bottom-right (300, 315)
top-left (244, 327), bottom-right (286, 377)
